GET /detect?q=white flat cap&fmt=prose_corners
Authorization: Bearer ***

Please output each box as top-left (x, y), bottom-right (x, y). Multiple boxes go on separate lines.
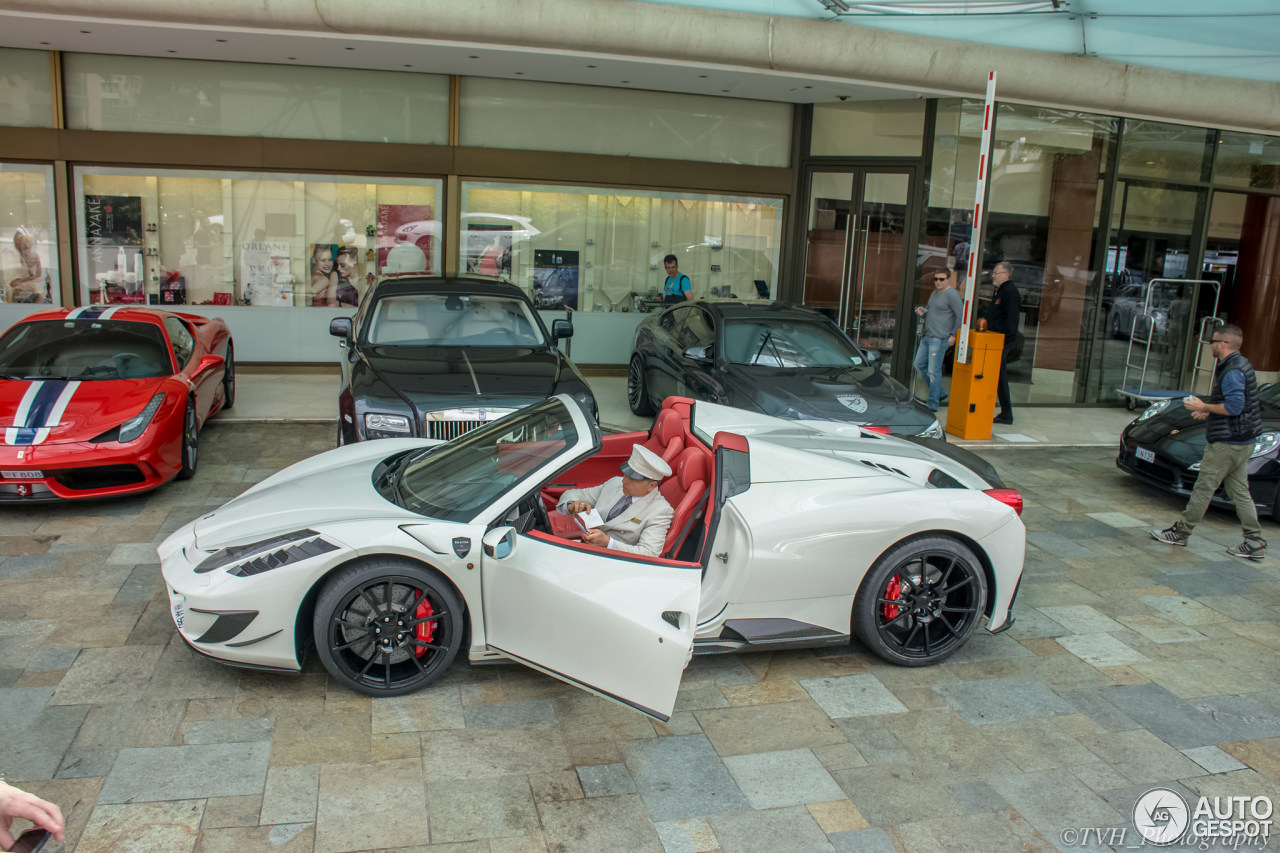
top-left (620, 444), bottom-right (672, 481)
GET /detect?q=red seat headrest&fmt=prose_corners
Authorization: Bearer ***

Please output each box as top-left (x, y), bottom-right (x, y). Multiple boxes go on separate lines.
top-left (675, 449), bottom-right (708, 491)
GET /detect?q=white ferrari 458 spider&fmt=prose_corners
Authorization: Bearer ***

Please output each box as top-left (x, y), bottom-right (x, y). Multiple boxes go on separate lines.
top-left (159, 394), bottom-right (1025, 721)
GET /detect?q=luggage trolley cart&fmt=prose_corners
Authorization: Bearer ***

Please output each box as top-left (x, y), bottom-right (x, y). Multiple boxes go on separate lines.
top-left (1117, 278), bottom-right (1221, 410)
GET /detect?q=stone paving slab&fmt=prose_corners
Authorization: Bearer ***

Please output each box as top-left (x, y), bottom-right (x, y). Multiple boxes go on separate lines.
top-left (4, 428), bottom-right (1280, 851)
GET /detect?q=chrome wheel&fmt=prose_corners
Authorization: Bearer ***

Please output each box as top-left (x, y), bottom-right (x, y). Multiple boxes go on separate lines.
top-left (628, 355), bottom-right (655, 416)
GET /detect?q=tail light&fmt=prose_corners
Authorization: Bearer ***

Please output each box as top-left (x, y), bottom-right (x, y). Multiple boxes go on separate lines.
top-left (984, 488), bottom-right (1023, 516)
top-left (861, 425), bottom-right (892, 434)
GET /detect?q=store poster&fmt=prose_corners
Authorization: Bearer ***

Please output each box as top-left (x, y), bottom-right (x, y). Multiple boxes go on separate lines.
top-left (377, 204), bottom-right (433, 274)
top-left (241, 241), bottom-right (292, 307)
top-left (532, 250), bottom-right (579, 310)
top-left (465, 224), bottom-right (512, 278)
top-left (84, 195), bottom-right (144, 304)
top-left (3, 225), bottom-right (52, 304)
top-left (307, 243), bottom-right (360, 307)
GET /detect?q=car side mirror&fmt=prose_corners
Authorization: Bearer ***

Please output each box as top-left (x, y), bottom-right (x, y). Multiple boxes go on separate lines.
top-left (683, 345), bottom-right (713, 364)
top-left (330, 317), bottom-right (353, 346)
top-left (863, 348), bottom-right (882, 365)
top-left (551, 319), bottom-right (573, 343)
top-left (195, 354), bottom-right (224, 374)
top-left (482, 527), bottom-right (516, 559)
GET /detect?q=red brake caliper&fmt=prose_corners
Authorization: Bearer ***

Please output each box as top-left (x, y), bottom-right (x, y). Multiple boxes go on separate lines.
top-left (413, 593), bottom-right (436, 657)
top-left (883, 575), bottom-right (902, 621)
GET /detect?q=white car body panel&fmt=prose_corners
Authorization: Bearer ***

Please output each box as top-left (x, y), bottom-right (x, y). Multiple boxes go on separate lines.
top-left (482, 533), bottom-right (701, 720)
top-left (158, 393), bottom-right (1026, 720)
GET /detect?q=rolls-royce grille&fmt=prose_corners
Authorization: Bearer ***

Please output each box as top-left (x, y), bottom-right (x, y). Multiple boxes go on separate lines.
top-left (426, 420), bottom-right (487, 441)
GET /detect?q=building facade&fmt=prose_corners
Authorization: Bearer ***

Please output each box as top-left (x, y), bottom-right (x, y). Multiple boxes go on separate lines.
top-left (1, 0), bottom-right (1278, 404)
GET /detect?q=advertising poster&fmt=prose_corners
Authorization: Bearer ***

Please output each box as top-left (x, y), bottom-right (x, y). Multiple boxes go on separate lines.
top-left (2, 225), bottom-right (52, 304)
top-left (84, 194), bottom-right (144, 303)
top-left (241, 241), bottom-right (292, 307)
top-left (307, 243), bottom-right (360, 306)
top-left (377, 204), bottom-right (433, 274)
top-left (532, 249), bottom-right (579, 310)
top-left (465, 224), bottom-right (512, 278)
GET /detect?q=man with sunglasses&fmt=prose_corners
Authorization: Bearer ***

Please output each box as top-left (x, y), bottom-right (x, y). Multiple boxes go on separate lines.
top-left (1152, 323), bottom-right (1266, 560)
top-left (913, 271), bottom-right (962, 412)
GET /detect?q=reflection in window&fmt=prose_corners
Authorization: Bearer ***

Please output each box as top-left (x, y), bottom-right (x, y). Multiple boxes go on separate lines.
top-left (461, 181), bottom-right (783, 313)
top-left (367, 294), bottom-right (544, 347)
top-left (73, 167), bottom-right (440, 308)
top-left (724, 319), bottom-right (865, 368)
top-left (1117, 119), bottom-right (1212, 183)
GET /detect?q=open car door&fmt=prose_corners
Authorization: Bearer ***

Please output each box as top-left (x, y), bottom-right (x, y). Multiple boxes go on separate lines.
top-left (481, 529), bottom-right (701, 721)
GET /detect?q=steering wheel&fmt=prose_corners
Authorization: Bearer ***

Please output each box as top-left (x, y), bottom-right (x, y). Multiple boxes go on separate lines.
top-left (114, 352), bottom-right (149, 377)
top-left (535, 492), bottom-right (553, 533)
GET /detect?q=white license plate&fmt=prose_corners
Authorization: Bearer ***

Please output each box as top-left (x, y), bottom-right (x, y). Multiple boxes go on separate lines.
top-left (169, 591), bottom-right (186, 630)
top-left (1135, 447), bottom-right (1156, 464)
top-left (2, 470), bottom-right (42, 479)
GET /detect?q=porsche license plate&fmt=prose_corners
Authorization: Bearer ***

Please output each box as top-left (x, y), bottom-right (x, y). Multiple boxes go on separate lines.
top-left (169, 591), bottom-right (186, 630)
top-left (1135, 447), bottom-right (1156, 464)
top-left (2, 470), bottom-right (42, 479)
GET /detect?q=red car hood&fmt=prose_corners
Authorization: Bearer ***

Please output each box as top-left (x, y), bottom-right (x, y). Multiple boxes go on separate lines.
top-left (0, 377), bottom-right (169, 443)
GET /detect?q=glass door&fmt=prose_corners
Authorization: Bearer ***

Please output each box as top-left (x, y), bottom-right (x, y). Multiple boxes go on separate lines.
top-left (801, 170), bottom-right (913, 366)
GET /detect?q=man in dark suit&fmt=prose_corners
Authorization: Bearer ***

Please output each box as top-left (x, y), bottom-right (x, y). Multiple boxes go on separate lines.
top-left (978, 261), bottom-right (1021, 425)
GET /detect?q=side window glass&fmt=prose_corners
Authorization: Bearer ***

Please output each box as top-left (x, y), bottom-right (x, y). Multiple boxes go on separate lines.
top-left (684, 310), bottom-right (715, 349)
top-left (164, 317), bottom-right (195, 369)
top-left (660, 307), bottom-right (687, 334)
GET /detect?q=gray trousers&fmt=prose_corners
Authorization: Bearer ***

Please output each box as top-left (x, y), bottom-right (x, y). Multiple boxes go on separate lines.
top-left (1176, 441), bottom-right (1265, 543)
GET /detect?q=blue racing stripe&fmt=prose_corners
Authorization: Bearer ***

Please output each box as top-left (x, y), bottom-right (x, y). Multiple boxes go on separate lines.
top-left (13, 380), bottom-right (68, 446)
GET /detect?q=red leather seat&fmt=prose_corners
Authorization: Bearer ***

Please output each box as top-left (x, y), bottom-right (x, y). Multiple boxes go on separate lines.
top-left (659, 447), bottom-right (709, 558)
top-left (643, 409), bottom-right (685, 465)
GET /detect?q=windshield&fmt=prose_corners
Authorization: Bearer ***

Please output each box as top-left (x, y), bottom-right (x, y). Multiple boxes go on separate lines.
top-left (724, 319), bottom-right (865, 368)
top-left (366, 293), bottom-right (545, 347)
top-left (0, 319), bottom-right (171, 380)
top-left (379, 398), bottom-right (578, 521)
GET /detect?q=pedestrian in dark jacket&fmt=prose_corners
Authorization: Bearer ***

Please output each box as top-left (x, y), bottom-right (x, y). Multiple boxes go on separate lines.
top-left (1151, 323), bottom-right (1266, 560)
top-left (978, 261), bottom-right (1020, 424)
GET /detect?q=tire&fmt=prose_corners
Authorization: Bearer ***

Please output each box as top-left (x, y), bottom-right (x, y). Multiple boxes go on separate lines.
top-left (221, 342), bottom-right (235, 409)
top-left (177, 397), bottom-right (198, 480)
top-left (628, 354), bottom-right (655, 416)
top-left (314, 557), bottom-right (464, 697)
top-left (852, 535), bottom-right (987, 666)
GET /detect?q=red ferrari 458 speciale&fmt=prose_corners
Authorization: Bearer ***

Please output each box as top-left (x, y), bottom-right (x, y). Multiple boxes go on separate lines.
top-left (0, 305), bottom-right (234, 501)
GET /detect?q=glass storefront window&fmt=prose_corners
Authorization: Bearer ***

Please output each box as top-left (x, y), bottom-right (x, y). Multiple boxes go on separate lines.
top-left (0, 48), bottom-right (55, 128)
top-left (1117, 120), bottom-right (1212, 183)
top-left (811, 100), bottom-right (925, 158)
top-left (1214, 131), bottom-right (1280, 192)
top-left (0, 163), bottom-right (59, 306)
top-left (460, 78), bottom-right (791, 167)
top-left (459, 181), bottom-right (783, 312)
top-left (916, 100), bottom-right (1117, 404)
top-left (63, 54), bottom-right (449, 144)
top-left (72, 167), bottom-right (441, 307)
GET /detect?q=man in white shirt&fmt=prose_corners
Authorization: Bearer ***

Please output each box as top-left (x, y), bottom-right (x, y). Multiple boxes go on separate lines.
top-left (558, 444), bottom-right (674, 557)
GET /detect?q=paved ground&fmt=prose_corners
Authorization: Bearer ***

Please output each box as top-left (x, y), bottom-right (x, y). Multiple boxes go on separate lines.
top-left (2, 422), bottom-right (1280, 853)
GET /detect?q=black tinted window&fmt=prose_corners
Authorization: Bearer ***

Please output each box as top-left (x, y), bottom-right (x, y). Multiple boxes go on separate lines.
top-left (0, 319), bottom-right (171, 380)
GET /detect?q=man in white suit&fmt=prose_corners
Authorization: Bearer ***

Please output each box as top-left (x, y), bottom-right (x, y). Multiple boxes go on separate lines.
top-left (558, 444), bottom-right (674, 557)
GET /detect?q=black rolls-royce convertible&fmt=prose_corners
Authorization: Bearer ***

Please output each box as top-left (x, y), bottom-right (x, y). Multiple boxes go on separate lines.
top-left (330, 277), bottom-right (596, 444)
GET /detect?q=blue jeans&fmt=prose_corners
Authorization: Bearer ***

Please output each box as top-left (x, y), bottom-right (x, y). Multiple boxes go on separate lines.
top-left (914, 335), bottom-right (946, 410)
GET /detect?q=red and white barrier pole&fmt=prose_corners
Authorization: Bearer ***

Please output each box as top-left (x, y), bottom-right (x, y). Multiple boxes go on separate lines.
top-left (955, 71), bottom-right (997, 366)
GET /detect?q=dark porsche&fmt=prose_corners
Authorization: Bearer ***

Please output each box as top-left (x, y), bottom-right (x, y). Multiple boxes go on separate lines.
top-left (627, 300), bottom-right (944, 439)
top-left (330, 277), bottom-right (596, 444)
top-left (1116, 384), bottom-right (1280, 520)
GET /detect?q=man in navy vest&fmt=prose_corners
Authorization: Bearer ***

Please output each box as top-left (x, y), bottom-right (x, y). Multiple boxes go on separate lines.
top-left (1152, 323), bottom-right (1266, 560)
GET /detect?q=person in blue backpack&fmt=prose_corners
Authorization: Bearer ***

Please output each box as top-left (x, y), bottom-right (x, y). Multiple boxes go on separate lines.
top-left (662, 254), bottom-right (693, 304)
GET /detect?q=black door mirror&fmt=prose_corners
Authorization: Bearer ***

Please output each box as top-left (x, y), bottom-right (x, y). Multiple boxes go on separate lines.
top-left (551, 319), bottom-right (573, 342)
top-left (683, 345), bottom-right (713, 364)
top-left (863, 348), bottom-right (882, 365)
top-left (330, 317), bottom-right (353, 344)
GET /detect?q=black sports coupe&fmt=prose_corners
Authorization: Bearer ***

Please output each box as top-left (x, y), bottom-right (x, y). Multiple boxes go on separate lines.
top-left (330, 277), bottom-right (596, 444)
top-left (627, 300), bottom-right (944, 439)
top-left (1116, 383), bottom-right (1280, 520)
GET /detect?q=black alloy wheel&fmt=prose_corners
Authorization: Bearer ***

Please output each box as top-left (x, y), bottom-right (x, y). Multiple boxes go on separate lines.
top-left (314, 558), bottom-right (464, 697)
top-left (628, 354), bottom-right (655, 416)
top-left (221, 342), bottom-right (235, 409)
top-left (852, 535), bottom-right (987, 666)
top-left (177, 397), bottom-right (199, 480)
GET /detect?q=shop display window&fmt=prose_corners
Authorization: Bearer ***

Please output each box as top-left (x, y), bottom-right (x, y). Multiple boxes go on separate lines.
top-left (0, 163), bottom-right (59, 306)
top-left (1214, 131), bottom-right (1280, 192)
top-left (0, 48), bottom-right (55, 128)
top-left (811, 100), bottom-right (925, 158)
top-left (73, 167), bottom-right (441, 307)
top-left (459, 181), bottom-right (783, 313)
